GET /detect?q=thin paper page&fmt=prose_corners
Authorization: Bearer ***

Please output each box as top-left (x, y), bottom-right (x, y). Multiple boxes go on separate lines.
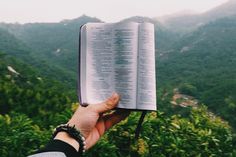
top-left (85, 23), bottom-right (114, 104)
top-left (137, 23), bottom-right (156, 110)
top-left (113, 22), bottom-right (139, 109)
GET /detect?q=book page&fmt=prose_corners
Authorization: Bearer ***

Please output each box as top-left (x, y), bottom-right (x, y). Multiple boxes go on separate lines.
top-left (112, 22), bottom-right (139, 109)
top-left (137, 23), bottom-right (157, 110)
top-left (84, 23), bottom-right (114, 104)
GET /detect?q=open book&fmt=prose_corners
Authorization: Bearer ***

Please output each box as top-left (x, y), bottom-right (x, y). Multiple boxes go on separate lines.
top-left (78, 22), bottom-right (156, 110)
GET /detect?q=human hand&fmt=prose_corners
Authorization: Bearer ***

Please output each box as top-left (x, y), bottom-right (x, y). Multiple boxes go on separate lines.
top-left (66, 93), bottom-right (130, 150)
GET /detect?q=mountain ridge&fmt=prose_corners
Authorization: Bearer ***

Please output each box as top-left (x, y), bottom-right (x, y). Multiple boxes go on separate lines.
top-left (157, 0), bottom-right (236, 33)
top-left (157, 15), bottom-right (236, 128)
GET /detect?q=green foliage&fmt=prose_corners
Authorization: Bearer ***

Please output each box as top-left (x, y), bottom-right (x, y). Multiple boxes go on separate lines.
top-left (0, 112), bottom-right (50, 157)
top-left (1, 55), bottom-right (235, 156)
top-left (0, 28), bottom-right (30, 58)
top-left (87, 107), bottom-right (236, 157)
top-left (0, 28), bottom-right (76, 88)
top-left (0, 52), bottom-right (76, 156)
top-left (1, 106), bottom-right (235, 157)
top-left (0, 15), bottom-right (101, 74)
top-left (157, 16), bottom-right (236, 128)
top-left (0, 53), bottom-right (75, 128)
top-left (201, 80), bottom-right (236, 129)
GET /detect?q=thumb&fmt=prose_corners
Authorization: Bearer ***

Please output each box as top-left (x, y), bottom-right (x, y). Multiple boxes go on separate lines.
top-left (93, 93), bottom-right (120, 113)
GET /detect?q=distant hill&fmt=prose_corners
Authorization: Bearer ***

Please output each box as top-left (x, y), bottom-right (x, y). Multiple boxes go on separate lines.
top-left (204, 0), bottom-right (236, 20)
top-left (0, 15), bottom-right (101, 74)
top-left (158, 0), bottom-right (236, 33)
top-left (0, 28), bottom-right (77, 88)
top-left (0, 28), bottom-right (31, 58)
top-left (0, 15), bottom-right (180, 75)
top-left (121, 16), bottom-right (159, 24)
top-left (157, 15), bottom-right (236, 128)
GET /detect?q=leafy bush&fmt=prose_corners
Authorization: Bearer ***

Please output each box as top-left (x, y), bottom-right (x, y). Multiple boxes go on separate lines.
top-left (86, 106), bottom-right (236, 157)
top-left (0, 113), bottom-right (50, 157)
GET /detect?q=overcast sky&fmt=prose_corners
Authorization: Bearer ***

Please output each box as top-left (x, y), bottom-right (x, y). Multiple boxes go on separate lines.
top-left (0, 0), bottom-right (229, 23)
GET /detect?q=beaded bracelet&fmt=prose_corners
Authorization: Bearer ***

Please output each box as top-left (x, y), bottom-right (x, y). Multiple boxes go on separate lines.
top-left (52, 124), bottom-right (86, 156)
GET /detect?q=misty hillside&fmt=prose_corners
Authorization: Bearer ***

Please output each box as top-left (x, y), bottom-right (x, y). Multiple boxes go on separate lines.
top-left (204, 0), bottom-right (236, 20)
top-left (0, 28), bottom-right (76, 87)
top-left (157, 15), bottom-right (236, 128)
top-left (0, 15), bottom-right (101, 74)
top-left (0, 52), bottom-right (75, 115)
top-left (0, 28), bottom-right (30, 58)
top-left (0, 15), bottom-right (179, 75)
top-left (158, 0), bottom-right (236, 33)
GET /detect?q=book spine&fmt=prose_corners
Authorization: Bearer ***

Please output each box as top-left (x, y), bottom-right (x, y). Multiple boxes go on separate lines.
top-left (77, 24), bottom-right (85, 104)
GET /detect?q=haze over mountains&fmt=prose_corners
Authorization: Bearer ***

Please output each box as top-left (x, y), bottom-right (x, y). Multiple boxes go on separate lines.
top-left (158, 0), bottom-right (236, 33)
top-left (0, 0), bottom-right (236, 128)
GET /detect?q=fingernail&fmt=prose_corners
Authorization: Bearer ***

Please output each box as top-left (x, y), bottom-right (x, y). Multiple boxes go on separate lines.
top-left (111, 92), bottom-right (118, 101)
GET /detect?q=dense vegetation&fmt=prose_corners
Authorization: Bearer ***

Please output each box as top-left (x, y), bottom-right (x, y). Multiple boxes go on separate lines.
top-left (1, 53), bottom-right (235, 156)
top-left (157, 16), bottom-right (236, 129)
top-left (0, 53), bottom-right (75, 156)
top-left (0, 15), bottom-right (101, 74)
top-left (0, 4), bottom-right (236, 156)
top-left (0, 27), bottom-right (77, 88)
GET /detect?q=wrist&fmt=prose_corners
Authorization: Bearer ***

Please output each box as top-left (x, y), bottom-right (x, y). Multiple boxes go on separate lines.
top-left (54, 132), bottom-right (80, 151)
top-left (52, 124), bottom-right (86, 155)
top-left (67, 120), bottom-right (82, 133)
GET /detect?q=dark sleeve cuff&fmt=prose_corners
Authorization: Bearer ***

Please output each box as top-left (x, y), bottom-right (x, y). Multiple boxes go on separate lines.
top-left (36, 139), bottom-right (79, 157)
